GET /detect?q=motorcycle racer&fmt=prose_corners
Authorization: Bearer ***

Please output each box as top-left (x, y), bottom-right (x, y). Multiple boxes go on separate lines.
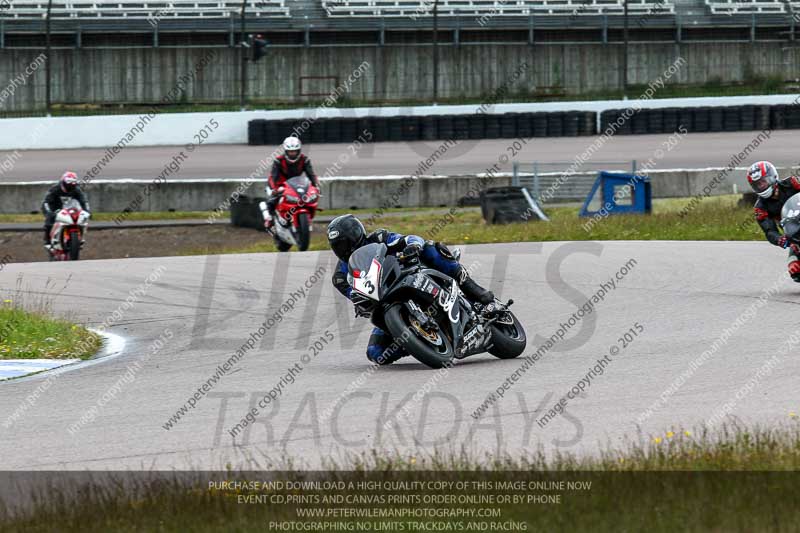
top-left (265, 136), bottom-right (319, 229)
top-left (42, 171), bottom-right (91, 249)
top-left (747, 161), bottom-right (800, 281)
top-left (327, 214), bottom-right (495, 365)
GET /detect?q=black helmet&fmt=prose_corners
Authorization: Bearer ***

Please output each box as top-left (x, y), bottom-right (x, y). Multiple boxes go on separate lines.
top-left (327, 214), bottom-right (366, 262)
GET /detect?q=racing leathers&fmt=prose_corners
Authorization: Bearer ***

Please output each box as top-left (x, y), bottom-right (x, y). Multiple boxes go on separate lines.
top-left (754, 176), bottom-right (800, 281)
top-left (41, 185), bottom-right (90, 244)
top-left (331, 229), bottom-right (494, 365)
top-left (266, 154), bottom-right (319, 226)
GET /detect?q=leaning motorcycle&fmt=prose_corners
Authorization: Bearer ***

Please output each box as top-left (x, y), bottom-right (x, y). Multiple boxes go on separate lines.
top-left (347, 243), bottom-right (527, 369)
top-left (781, 193), bottom-right (800, 241)
top-left (48, 199), bottom-right (90, 261)
top-left (259, 175), bottom-right (320, 252)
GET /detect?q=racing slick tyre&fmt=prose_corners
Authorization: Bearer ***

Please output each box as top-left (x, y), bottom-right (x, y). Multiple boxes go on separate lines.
top-left (488, 311), bottom-right (526, 359)
top-left (296, 213), bottom-right (310, 251)
top-left (68, 235), bottom-right (81, 261)
top-left (384, 303), bottom-right (455, 369)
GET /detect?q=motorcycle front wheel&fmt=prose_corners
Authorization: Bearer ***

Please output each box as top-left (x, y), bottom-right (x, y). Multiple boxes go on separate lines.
top-left (488, 312), bottom-right (526, 359)
top-left (384, 303), bottom-right (455, 369)
top-left (296, 213), bottom-right (310, 251)
top-left (67, 235), bottom-right (81, 261)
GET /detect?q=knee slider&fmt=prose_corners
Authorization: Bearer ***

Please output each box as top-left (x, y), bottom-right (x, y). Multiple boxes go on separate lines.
top-left (434, 241), bottom-right (456, 261)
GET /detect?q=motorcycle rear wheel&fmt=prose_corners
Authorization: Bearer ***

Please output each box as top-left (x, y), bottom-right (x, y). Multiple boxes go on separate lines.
top-left (384, 303), bottom-right (455, 369)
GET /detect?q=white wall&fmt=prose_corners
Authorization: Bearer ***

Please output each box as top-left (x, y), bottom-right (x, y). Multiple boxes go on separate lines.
top-left (2, 94), bottom-right (798, 151)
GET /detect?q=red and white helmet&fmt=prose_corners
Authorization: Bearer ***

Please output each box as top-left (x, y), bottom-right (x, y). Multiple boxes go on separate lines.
top-left (747, 161), bottom-right (779, 199)
top-left (282, 135), bottom-right (302, 163)
top-left (60, 171), bottom-right (79, 193)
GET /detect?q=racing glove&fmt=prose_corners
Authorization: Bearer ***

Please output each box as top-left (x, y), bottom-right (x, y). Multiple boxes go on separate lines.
top-left (778, 235), bottom-right (790, 248)
top-left (399, 243), bottom-right (422, 264)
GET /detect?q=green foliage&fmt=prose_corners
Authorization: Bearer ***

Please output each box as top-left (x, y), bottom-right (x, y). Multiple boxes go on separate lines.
top-left (4, 424), bottom-right (800, 532)
top-left (0, 301), bottom-right (101, 360)
top-left (181, 195), bottom-right (762, 255)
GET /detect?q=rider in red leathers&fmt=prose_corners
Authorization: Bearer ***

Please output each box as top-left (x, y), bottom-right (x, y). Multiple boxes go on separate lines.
top-left (747, 161), bottom-right (800, 281)
top-left (265, 136), bottom-right (319, 229)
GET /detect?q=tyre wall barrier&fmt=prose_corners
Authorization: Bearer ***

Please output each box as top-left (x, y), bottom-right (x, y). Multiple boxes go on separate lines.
top-left (480, 186), bottom-right (542, 225)
top-left (6, 96), bottom-right (800, 151)
top-left (230, 195), bottom-right (267, 230)
top-left (598, 104), bottom-right (791, 136)
top-left (247, 110), bottom-right (599, 145)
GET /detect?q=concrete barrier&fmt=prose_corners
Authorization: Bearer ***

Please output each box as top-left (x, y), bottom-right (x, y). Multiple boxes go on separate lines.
top-left (3, 94), bottom-right (800, 150)
top-left (0, 175), bottom-right (515, 215)
top-left (0, 167), bottom-right (762, 215)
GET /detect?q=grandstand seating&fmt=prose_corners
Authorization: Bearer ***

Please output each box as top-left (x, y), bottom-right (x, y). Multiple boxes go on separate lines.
top-left (706, 0), bottom-right (787, 15)
top-left (321, 0), bottom-right (676, 17)
top-left (1, 0), bottom-right (289, 19)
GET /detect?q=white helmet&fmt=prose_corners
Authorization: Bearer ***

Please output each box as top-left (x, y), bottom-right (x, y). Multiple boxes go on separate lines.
top-left (282, 136), bottom-right (302, 163)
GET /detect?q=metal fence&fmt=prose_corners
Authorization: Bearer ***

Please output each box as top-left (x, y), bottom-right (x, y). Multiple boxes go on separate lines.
top-left (512, 160), bottom-right (638, 203)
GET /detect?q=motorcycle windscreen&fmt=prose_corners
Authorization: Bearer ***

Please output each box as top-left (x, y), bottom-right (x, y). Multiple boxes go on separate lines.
top-left (781, 193), bottom-right (800, 240)
top-left (348, 243), bottom-right (387, 301)
top-left (286, 175), bottom-right (311, 193)
top-left (61, 197), bottom-right (82, 210)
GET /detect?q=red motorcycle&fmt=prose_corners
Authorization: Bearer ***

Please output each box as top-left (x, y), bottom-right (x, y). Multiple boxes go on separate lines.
top-left (48, 200), bottom-right (90, 261)
top-left (260, 175), bottom-right (320, 252)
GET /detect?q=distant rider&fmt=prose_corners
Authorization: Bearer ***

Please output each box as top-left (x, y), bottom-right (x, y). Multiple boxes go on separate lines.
top-left (326, 214), bottom-right (495, 365)
top-left (265, 136), bottom-right (319, 229)
top-left (747, 161), bottom-right (800, 281)
top-left (41, 171), bottom-right (91, 249)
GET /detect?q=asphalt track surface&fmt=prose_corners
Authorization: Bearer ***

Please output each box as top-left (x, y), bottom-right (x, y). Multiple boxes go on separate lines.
top-left (1, 241), bottom-right (798, 470)
top-left (2, 129), bottom-right (799, 182)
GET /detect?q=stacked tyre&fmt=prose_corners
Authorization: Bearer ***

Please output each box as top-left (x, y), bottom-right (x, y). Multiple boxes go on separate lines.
top-left (247, 102), bottom-right (800, 145)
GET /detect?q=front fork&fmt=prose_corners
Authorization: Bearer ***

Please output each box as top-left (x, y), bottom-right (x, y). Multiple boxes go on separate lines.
top-left (405, 300), bottom-right (438, 331)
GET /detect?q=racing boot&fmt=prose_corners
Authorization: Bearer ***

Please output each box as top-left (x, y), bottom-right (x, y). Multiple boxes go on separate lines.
top-left (455, 265), bottom-right (495, 305)
top-left (261, 196), bottom-right (278, 232)
top-left (264, 207), bottom-right (276, 231)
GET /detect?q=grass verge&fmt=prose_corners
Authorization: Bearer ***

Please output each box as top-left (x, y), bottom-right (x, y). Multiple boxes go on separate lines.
top-left (0, 301), bottom-right (101, 360)
top-left (184, 195), bottom-right (761, 256)
top-left (2, 424), bottom-right (800, 532)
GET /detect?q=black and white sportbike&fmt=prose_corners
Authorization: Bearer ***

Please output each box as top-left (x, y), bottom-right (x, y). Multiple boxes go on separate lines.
top-left (348, 243), bottom-right (527, 369)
